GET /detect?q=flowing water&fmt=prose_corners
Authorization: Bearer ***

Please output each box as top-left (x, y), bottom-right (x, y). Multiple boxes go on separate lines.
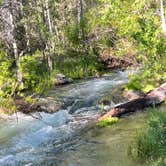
top-left (0, 70), bottom-right (149, 166)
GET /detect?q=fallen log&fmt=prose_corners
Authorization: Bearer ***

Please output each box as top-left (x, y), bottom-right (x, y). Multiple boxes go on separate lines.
top-left (99, 82), bottom-right (166, 120)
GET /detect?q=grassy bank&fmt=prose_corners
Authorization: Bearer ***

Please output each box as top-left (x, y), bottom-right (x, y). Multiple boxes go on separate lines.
top-left (129, 106), bottom-right (166, 166)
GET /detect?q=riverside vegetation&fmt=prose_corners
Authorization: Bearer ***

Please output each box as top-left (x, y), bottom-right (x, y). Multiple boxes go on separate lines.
top-left (0, 0), bottom-right (166, 165)
top-left (129, 107), bottom-right (166, 166)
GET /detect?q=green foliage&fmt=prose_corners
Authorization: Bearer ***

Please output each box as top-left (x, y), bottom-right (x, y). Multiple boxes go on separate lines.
top-left (129, 108), bottom-right (166, 165)
top-left (0, 50), bottom-right (17, 112)
top-left (19, 52), bottom-right (49, 92)
top-left (97, 117), bottom-right (119, 127)
top-left (92, 0), bottom-right (166, 92)
top-left (127, 70), bottom-right (157, 93)
top-left (65, 25), bottom-right (81, 46)
top-left (102, 0), bottom-right (165, 92)
top-left (55, 52), bottom-right (104, 79)
top-left (153, 158), bottom-right (166, 166)
top-left (0, 50), bottom-right (15, 96)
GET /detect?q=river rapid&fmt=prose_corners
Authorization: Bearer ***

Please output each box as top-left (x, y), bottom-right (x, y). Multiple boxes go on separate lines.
top-left (0, 70), bottom-right (148, 166)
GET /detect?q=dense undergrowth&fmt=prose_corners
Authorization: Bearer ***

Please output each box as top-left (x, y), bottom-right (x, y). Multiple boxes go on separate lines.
top-left (54, 51), bottom-right (104, 79)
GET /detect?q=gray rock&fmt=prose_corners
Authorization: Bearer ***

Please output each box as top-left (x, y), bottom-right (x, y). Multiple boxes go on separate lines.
top-left (55, 74), bottom-right (73, 86)
top-left (38, 98), bottom-right (62, 113)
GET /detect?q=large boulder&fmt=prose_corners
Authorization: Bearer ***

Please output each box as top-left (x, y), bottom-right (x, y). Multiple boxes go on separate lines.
top-left (37, 97), bottom-right (62, 113)
top-left (55, 74), bottom-right (73, 86)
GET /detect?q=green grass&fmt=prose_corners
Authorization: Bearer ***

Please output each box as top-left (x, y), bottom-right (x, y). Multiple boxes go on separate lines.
top-left (129, 107), bottom-right (166, 165)
top-left (97, 117), bottom-right (119, 128)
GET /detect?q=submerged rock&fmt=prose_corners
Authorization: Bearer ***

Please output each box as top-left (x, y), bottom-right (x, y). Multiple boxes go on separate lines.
top-left (38, 98), bottom-right (62, 113)
top-left (15, 98), bottom-right (62, 114)
top-left (55, 74), bottom-right (73, 86)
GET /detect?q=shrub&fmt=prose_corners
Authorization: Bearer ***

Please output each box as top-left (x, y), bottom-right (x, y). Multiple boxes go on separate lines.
top-left (19, 53), bottom-right (49, 91)
top-left (0, 50), bottom-right (15, 96)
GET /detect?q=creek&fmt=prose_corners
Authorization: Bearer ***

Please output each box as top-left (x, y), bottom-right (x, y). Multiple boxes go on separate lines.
top-left (0, 70), bottom-right (148, 166)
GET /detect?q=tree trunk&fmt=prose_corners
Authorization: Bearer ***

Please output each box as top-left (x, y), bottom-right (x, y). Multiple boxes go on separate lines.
top-left (9, 1), bottom-right (23, 87)
top-left (160, 0), bottom-right (166, 35)
top-left (46, 41), bottom-right (53, 71)
top-left (44, 0), bottom-right (53, 71)
top-left (77, 0), bottom-right (85, 48)
top-left (20, 0), bottom-right (30, 52)
top-left (45, 0), bottom-right (52, 34)
top-left (99, 82), bottom-right (166, 120)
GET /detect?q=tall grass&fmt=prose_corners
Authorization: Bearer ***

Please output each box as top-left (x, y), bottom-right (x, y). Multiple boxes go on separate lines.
top-left (129, 107), bottom-right (166, 165)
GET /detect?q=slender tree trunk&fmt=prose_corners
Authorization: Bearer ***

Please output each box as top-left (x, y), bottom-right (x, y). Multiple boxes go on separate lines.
top-left (160, 0), bottom-right (166, 35)
top-left (44, 0), bottom-right (53, 71)
top-left (46, 41), bottom-right (53, 71)
top-left (47, 51), bottom-right (53, 71)
top-left (77, 0), bottom-right (83, 24)
top-left (77, 0), bottom-right (85, 48)
top-left (45, 0), bottom-right (52, 34)
top-left (9, 1), bottom-right (23, 87)
top-left (20, 0), bottom-right (30, 52)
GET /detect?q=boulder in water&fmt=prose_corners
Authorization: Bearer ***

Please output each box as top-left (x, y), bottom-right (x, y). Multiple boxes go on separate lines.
top-left (38, 98), bottom-right (62, 113)
top-left (15, 98), bottom-right (62, 114)
top-left (55, 74), bottom-right (73, 86)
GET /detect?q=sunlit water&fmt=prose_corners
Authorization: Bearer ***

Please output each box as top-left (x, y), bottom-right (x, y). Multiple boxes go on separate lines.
top-left (0, 70), bottom-right (148, 166)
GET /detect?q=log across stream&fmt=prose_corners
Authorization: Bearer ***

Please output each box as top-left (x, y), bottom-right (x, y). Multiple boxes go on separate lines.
top-left (99, 82), bottom-right (166, 120)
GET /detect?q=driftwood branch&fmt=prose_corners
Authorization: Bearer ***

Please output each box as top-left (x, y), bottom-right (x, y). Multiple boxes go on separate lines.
top-left (99, 82), bottom-right (166, 120)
